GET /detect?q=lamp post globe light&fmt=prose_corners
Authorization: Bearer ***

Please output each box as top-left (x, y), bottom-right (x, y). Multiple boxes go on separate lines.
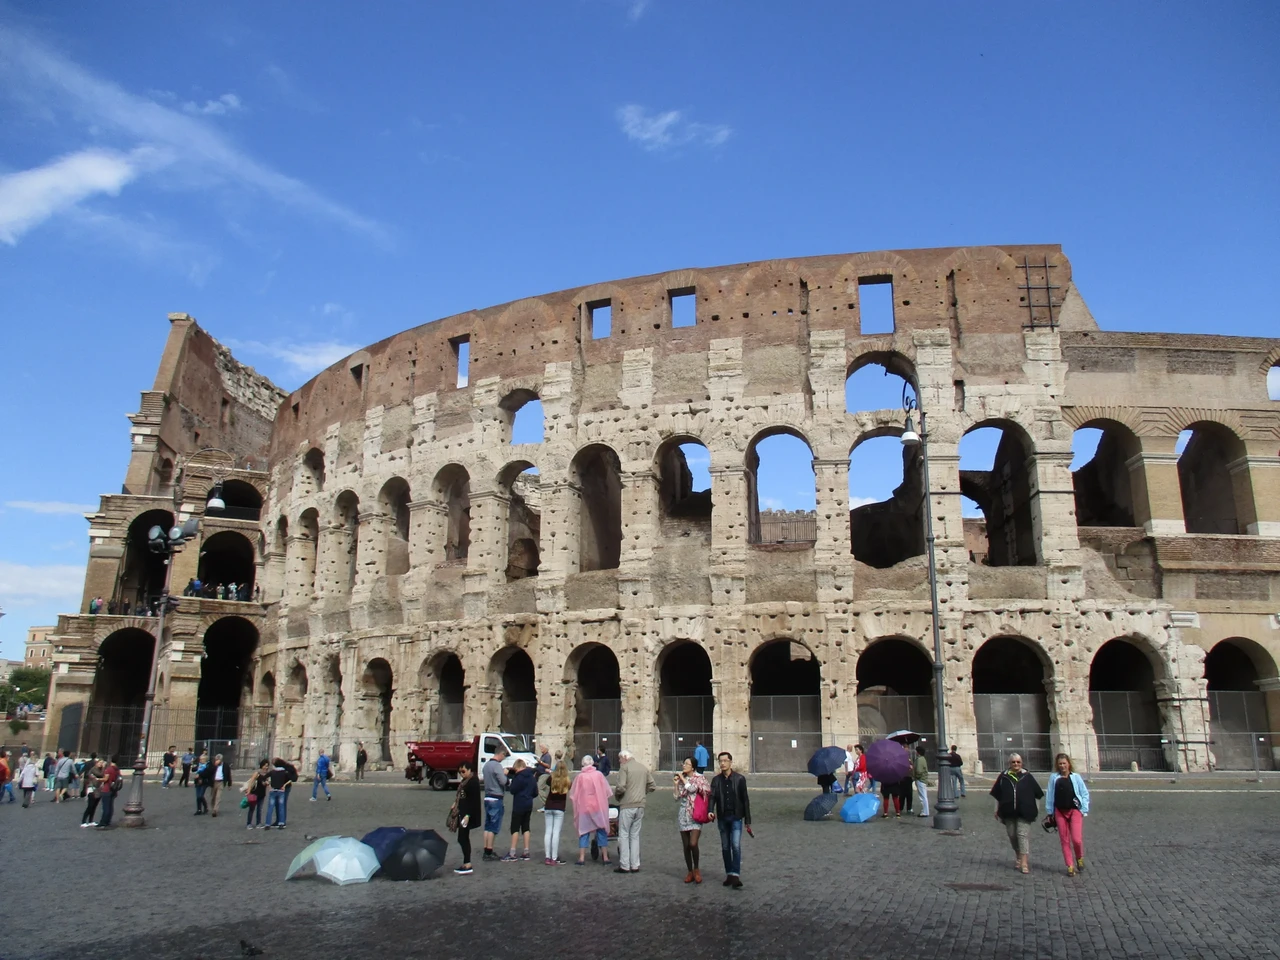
top-left (120, 491), bottom-right (221, 828)
top-left (900, 386), bottom-right (961, 831)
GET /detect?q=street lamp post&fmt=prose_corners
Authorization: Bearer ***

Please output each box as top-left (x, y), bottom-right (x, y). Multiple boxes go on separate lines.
top-left (901, 390), bottom-right (962, 831)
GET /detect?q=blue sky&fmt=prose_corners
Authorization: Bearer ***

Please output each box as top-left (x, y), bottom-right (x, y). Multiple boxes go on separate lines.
top-left (1, 2), bottom-right (1278, 660)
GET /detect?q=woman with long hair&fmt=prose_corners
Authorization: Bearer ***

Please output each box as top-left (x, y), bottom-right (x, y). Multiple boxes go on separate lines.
top-left (80, 758), bottom-right (104, 827)
top-left (674, 756), bottom-right (710, 884)
top-left (1046, 753), bottom-right (1091, 876)
top-left (541, 760), bottom-right (571, 864)
top-left (451, 759), bottom-right (482, 875)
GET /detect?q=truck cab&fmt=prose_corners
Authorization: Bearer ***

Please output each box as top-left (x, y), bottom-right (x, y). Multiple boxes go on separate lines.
top-left (479, 732), bottom-right (538, 772)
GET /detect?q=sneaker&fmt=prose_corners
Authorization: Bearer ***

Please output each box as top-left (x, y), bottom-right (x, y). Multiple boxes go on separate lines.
top-left (310, 797), bottom-right (317, 802)
top-left (500, 854), bottom-right (519, 862)
top-left (730, 876), bottom-right (743, 889)
top-left (519, 852), bottom-right (530, 860)
top-left (555, 858), bottom-right (567, 864)
top-left (80, 823), bottom-right (89, 828)
top-left (454, 866), bottom-right (473, 875)
top-left (277, 824), bottom-right (286, 829)
top-left (326, 795), bottom-right (331, 801)
top-left (544, 858), bottom-right (555, 865)
top-left (1076, 858), bottom-right (1085, 872)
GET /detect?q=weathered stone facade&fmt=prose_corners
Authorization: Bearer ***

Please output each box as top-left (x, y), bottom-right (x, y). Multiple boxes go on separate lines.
top-left (44, 247), bottom-right (1280, 774)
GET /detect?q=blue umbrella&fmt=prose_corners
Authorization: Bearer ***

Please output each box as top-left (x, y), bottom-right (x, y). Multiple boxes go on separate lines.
top-left (804, 793), bottom-right (841, 821)
top-left (839, 793), bottom-right (882, 823)
top-left (807, 746), bottom-right (847, 778)
top-left (360, 826), bottom-right (408, 864)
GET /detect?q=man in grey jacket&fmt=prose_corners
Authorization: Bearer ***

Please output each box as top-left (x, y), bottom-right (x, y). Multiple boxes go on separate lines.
top-left (481, 748), bottom-right (509, 861)
top-left (613, 750), bottom-right (656, 873)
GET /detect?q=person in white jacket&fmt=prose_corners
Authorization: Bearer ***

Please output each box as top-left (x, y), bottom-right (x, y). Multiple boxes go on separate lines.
top-left (1046, 754), bottom-right (1091, 876)
top-left (17, 757), bottom-right (40, 807)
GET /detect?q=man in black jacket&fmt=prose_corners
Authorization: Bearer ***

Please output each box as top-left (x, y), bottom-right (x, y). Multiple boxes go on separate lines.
top-left (708, 751), bottom-right (751, 888)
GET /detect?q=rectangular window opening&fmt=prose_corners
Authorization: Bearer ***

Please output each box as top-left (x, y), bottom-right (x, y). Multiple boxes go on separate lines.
top-left (291, 402), bottom-right (300, 420)
top-left (588, 299), bottom-right (612, 339)
top-left (350, 364), bottom-right (364, 388)
top-left (451, 336), bottom-right (470, 388)
top-left (858, 277), bottom-right (895, 334)
top-left (670, 288), bottom-right (696, 328)
top-left (219, 397), bottom-right (230, 427)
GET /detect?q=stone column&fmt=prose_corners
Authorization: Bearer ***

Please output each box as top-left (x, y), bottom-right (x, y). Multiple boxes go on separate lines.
top-left (1229, 455), bottom-right (1280, 536)
top-left (1044, 675), bottom-right (1098, 773)
top-left (618, 470), bottom-right (658, 610)
top-left (621, 646), bottom-right (657, 769)
top-left (285, 534), bottom-right (317, 605)
top-left (812, 458), bottom-right (852, 605)
top-left (709, 465), bottom-right (747, 606)
top-left (1127, 437), bottom-right (1186, 536)
top-left (354, 510), bottom-right (391, 595)
top-left (314, 524), bottom-right (349, 601)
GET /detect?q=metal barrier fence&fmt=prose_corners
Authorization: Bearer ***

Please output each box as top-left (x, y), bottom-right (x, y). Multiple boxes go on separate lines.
top-left (657, 695), bottom-right (714, 770)
top-left (64, 705), bottom-right (274, 771)
top-left (573, 698), bottom-right (622, 768)
top-left (750, 695), bottom-right (822, 772)
top-left (973, 693), bottom-right (1053, 773)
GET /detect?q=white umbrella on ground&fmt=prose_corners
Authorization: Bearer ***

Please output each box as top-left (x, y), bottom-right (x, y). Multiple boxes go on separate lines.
top-left (313, 837), bottom-right (381, 886)
top-left (286, 835), bottom-right (343, 880)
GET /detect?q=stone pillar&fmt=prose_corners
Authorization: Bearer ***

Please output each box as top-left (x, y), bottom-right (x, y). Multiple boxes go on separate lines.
top-left (715, 676), bottom-right (751, 771)
top-left (285, 534), bottom-right (317, 604)
top-left (314, 524), bottom-right (351, 601)
top-left (618, 470), bottom-right (658, 610)
top-left (466, 490), bottom-right (509, 584)
top-left (621, 643), bottom-right (657, 769)
top-left (1127, 437), bottom-right (1186, 536)
top-left (539, 479), bottom-right (580, 580)
top-left (709, 466), bottom-right (747, 606)
top-left (354, 510), bottom-right (391, 594)
top-left (1229, 455), bottom-right (1280, 536)
top-left (1044, 675), bottom-right (1098, 773)
top-left (812, 458), bottom-right (852, 605)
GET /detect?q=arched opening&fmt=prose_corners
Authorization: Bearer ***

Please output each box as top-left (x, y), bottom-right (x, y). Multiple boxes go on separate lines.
top-left (85, 628), bottom-right (156, 760)
top-left (257, 671), bottom-right (276, 709)
top-left (421, 652), bottom-right (465, 737)
top-left (972, 637), bottom-right (1052, 772)
top-left (302, 447), bottom-right (326, 495)
top-left (502, 389), bottom-right (545, 444)
top-left (334, 491), bottom-right (360, 592)
top-left (117, 509), bottom-right (174, 614)
top-left (197, 530), bottom-right (256, 600)
top-left (848, 434), bottom-right (925, 567)
top-left (746, 429), bottom-right (816, 544)
top-left (1205, 639), bottom-right (1276, 770)
top-left (855, 638), bottom-right (936, 748)
top-left (490, 648), bottom-right (536, 735)
top-left (378, 477), bottom-right (412, 577)
top-left (157, 457), bottom-right (174, 491)
top-left (500, 462), bottom-right (541, 581)
top-left (1269, 363), bottom-right (1280, 401)
top-left (569, 644), bottom-right (622, 765)
top-left (278, 660), bottom-right (308, 755)
top-left (845, 353), bottom-right (916, 415)
top-left (196, 616), bottom-right (259, 743)
top-left (1071, 421), bottom-right (1139, 527)
top-left (1089, 638), bottom-right (1168, 771)
top-left (960, 421), bottom-right (1039, 567)
top-left (656, 642), bottom-right (714, 770)
top-left (571, 444), bottom-right (622, 571)
top-left (749, 639), bottom-right (821, 772)
top-left (656, 437), bottom-right (712, 522)
top-left (208, 479), bottom-right (262, 522)
top-left (362, 658), bottom-right (394, 762)
top-left (433, 465), bottom-right (471, 563)
top-left (1178, 421), bottom-right (1248, 534)
top-left (297, 508), bottom-right (319, 599)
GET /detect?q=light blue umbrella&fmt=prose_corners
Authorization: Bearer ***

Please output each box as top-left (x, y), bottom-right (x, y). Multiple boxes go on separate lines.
top-left (313, 837), bottom-right (381, 885)
top-left (286, 835), bottom-right (343, 880)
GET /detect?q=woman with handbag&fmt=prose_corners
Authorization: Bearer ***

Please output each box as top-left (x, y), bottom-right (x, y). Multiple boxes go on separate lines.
top-left (1046, 753), bottom-right (1091, 876)
top-left (243, 759), bottom-right (270, 830)
top-left (449, 759), bottom-right (482, 875)
top-left (674, 756), bottom-right (711, 884)
top-left (80, 759), bottom-right (104, 827)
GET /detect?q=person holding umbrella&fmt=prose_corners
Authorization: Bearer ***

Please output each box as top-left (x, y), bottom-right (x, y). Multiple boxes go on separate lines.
top-left (990, 753), bottom-right (1044, 874)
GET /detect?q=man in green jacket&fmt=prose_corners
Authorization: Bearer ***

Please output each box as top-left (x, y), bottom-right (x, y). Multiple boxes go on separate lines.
top-left (613, 750), bottom-right (656, 873)
top-left (912, 744), bottom-right (931, 818)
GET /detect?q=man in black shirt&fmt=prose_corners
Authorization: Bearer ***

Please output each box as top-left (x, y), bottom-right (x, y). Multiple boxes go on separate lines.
top-left (708, 751), bottom-right (751, 888)
top-left (161, 746), bottom-right (176, 788)
top-left (947, 744), bottom-right (967, 797)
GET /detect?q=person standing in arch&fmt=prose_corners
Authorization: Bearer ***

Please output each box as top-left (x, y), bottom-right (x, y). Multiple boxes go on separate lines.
top-left (693, 741), bottom-right (711, 775)
top-left (355, 743), bottom-right (368, 781)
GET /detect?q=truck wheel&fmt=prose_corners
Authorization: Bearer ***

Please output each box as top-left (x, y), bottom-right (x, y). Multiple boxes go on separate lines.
top-left (430, 771), bottom-right (450, 791)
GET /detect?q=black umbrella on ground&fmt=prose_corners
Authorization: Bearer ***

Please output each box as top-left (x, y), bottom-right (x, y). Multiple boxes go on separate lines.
top-left (381, 829), bottom-right (450, 880)
top-left (804, 793), bottom-right (841, 821)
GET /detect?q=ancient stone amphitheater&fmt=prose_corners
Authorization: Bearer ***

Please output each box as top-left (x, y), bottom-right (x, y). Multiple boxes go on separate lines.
top-left (45, 245), bottom-right (1280, 775)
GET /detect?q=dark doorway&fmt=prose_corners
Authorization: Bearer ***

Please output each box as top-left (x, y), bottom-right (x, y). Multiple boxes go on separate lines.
top-left (749, 640), bottom-right (821, 772)
top-left (494, 648), bottom-right (537, 735)
top-left (1205, 639), bottom-right (1275, 770)
top-left (196, 617), bottom-right (259, 742)
top-left (85, 628), bottom-right (156, 760)
top-left (197, 531), bottom-right (256, 598)
top-left (118, 510), bottom-right (174, 613)
top-left (572, 445), bottom-right (622, 571)
top-left (856, 639), bottom-right (935, 754)
top-left (573, 645), bottom-right (622, 765)
top-left (657, 642), bottom-right (714, 770)
top-left (1089, 638), bottom-right (1168, 771)
top-left (972, 637), bottom-right (1052, 772)
top-left (363, 659), bottom-right (394, 761)
top-left (425, 652), bottom-right (465, 737)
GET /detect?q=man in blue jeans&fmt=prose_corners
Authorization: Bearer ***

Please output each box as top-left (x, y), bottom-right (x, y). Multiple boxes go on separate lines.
top-left (708, 751), bottom-right (751, 889)
top-left (481, 747), bottom-right (509, 861)
top-left (267, 758), bottom-right (296, 828)
top-left (311, 750), bottom-right (332, 801)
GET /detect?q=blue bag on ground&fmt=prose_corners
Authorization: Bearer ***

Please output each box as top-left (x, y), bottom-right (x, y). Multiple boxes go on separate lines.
top-left (840, 793), bottom-right (881, 823)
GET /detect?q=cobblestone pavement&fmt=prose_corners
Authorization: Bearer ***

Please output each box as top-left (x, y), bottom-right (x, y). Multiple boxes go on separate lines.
top-left (2, 773), bottom-right (1278, 960)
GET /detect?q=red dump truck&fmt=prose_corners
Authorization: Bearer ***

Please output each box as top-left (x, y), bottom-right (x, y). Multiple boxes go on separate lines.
top-left (405, 731), bottom-right (538, 790)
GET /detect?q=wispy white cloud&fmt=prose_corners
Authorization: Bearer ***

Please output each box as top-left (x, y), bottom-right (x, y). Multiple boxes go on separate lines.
top-left (226, 338), bottom-right (361, 378)
top-left (182, 92), bottom-right (242, 116)
top-left (5, 501), bottom-right (95, 515)
top-left (0, 146), bottom-right (167, 245)
top-left (0, 560), bottom-right (85, 606)
top-left (64, 205), bottom-right (220, 285)
top-left (0, 27), bottom-right (387, 244)
top-left (616, 104), bottom-right (732, 152)
top-left (625, 0), bottom-right (650, 22)
top-left (321, 302), bottom-right (346, 316)
top-left (849, 496), bottom-right (880, 509)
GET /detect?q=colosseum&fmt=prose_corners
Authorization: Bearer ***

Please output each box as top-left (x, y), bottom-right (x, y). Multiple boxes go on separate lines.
top-left (42, 244), bottom-right (1280, 776)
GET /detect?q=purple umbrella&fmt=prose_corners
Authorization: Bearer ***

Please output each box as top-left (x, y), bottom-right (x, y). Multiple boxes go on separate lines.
top-left (865, 739), bottom-right (911, 783)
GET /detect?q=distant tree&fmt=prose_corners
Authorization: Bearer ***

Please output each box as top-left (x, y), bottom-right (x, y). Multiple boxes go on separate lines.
top-left (8, 667), bottom-right (52, 708)
top-left (8, 718), bottom-right (30, 737)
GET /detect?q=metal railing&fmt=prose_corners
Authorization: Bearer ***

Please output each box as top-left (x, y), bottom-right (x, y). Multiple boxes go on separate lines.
top-left (753, 517), bottom-right (817, 544)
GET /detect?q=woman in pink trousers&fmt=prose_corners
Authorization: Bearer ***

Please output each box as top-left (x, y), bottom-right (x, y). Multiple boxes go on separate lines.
top-left (1046, 753), bottom-right (1091, 876)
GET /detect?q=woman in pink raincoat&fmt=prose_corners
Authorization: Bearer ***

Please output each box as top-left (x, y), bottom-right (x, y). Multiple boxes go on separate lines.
top-left (569, 754), bottom-right (613, 866)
